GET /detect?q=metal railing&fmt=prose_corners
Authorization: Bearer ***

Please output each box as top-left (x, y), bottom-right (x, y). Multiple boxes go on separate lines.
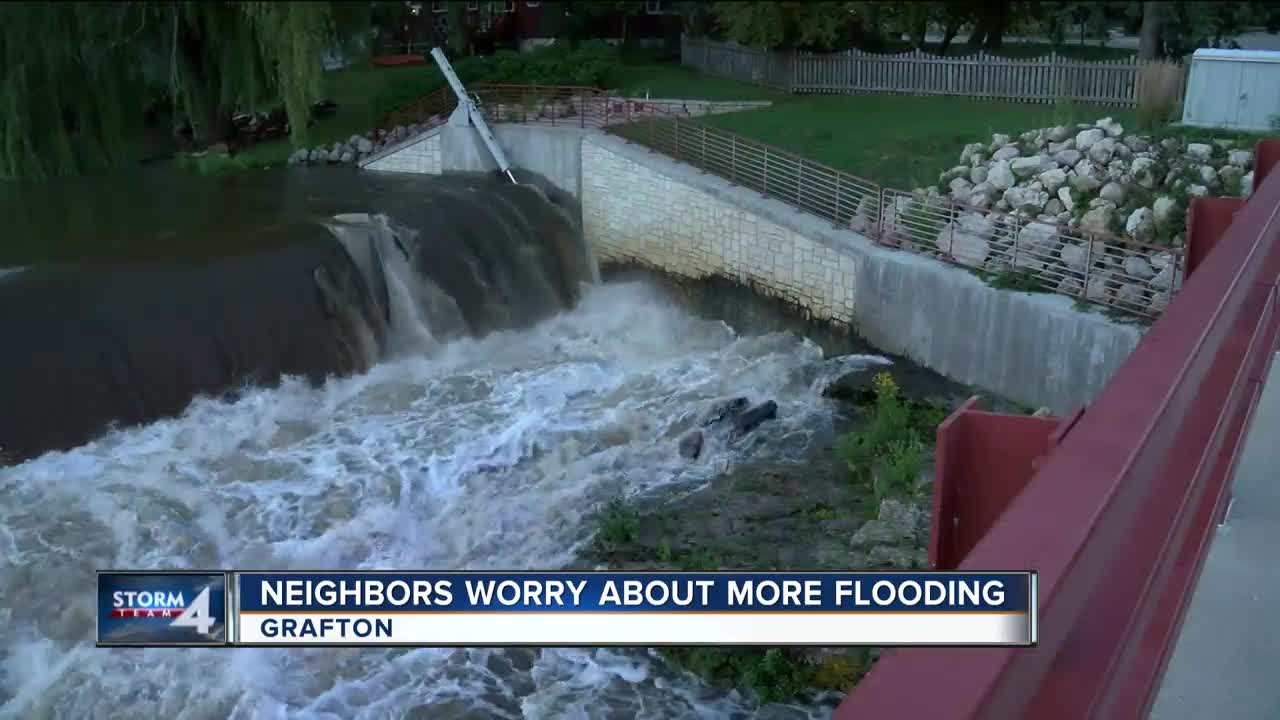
top-left (601, 107), bottom-right (1183, 319)
top-left (880, 188), bottom-right (1183, 319)
top-left (836, 138), bottom-right (1280, 720)
top-left (375, 83), bottom-right (1190, 319)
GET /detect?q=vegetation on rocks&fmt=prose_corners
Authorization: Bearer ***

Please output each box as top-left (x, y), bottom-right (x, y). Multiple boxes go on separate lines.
top-left (584, 366), bottom-right (951, 706)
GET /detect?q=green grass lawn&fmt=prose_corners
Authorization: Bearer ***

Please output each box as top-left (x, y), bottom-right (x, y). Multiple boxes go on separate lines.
top-left (608, 62), bottom-right (784, 101)
top-left (699, 94), bottom-right (1139, 190)
top-left (194, 63), bottom-right (442, 173)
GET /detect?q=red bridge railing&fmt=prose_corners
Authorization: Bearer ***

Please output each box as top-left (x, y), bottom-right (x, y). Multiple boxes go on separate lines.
top-left (837, 138), bottom-right (1280, 719)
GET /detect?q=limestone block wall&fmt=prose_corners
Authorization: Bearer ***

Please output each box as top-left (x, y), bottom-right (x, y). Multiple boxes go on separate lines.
top-left (362, 131), bottom-right (441, 174)
top-left (583, 139), bottom-right (858, 323)
top-left (581, 132), bottom-right (1144, 414)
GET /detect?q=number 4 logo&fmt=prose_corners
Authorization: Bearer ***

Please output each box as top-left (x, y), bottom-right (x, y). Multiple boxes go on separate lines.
top-left (170, 587), bottom-right (217, 636)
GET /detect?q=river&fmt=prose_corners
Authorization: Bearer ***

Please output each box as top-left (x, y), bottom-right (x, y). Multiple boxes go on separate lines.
top-left (0, 166), bottom-right (906, 719)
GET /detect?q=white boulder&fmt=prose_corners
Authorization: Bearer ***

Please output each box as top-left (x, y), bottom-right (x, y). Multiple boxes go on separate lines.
top-left (1039, 168), bottom-right (1067, 192)
top-left (1057, 186), bottom-right (1075, 212)
top-left (1003, 185), bottom-right (1050, 213)
top-left (970, 165), bottom-right (989, 184)
top-left (988, 160), bottom-right (1016, 190)
top-left (1013, 221), bottom-right (1059, 270)
top-left (1125, 207), bottom-right (1155, 242)
top-left (1099, 181), bottom-right (1126, 204)
top-left (1081, 203), bottom-right (1116, 234)
top-left (992, 146), bottom-right (1021, 162)
top-left (1153, 196), bottom-right (1178, 227)
top-left (1076, 128), bottom-right (1105, 151)
top-left (1011, 155), bottom-right (1048, 177)
top-left (1186, 143), bottom-right (1213, 161)
top-left (1096, 117), bottom-right (1124, 137)
top-left (1228, 149), bottom-right (1253, 168)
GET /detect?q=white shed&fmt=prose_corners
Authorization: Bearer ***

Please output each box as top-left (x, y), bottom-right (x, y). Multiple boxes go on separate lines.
top-left (1181, 48), bottom-right (1280, 132)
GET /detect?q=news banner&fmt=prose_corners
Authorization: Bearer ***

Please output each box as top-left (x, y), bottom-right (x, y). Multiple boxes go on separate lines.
top-left (97, 570), bottom-right (1037, 647)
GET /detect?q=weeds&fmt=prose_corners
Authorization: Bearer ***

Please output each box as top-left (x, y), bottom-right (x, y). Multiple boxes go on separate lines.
top-left (836, 372), bottom-right (936, 505)
top-left (660, 647), bottom-right (874, 706)
top-left (594, 497), bottom-right (640, 551)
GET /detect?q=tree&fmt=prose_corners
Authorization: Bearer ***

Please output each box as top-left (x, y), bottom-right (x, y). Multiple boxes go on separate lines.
top-left (0, 1), bottom-right (368, 180)
top-left (1138, 1), bottom-right (1162, 59)
top-left (711, 2), bottom-right (860, 51)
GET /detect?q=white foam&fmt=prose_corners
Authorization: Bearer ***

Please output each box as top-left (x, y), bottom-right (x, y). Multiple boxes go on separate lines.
top-left (0, 280), bottom-right (883, 718)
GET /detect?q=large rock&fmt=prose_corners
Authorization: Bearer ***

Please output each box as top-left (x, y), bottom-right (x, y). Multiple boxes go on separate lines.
top-left (678, 430), bottom-right (704, 460)
top-left (1096, 117), bottom-right (1124, 137)
top-left (732, 401), bottom-right (778, 437)
top-left (989, 133), bottom-right (1011, 151)
top-left (1197, 165), bottom-right (1218, 186)
top-left (1003, 185), bottom-right (1049, 213)
top-left (288, 148), bottom-right (310, 165)
top-left (1057, 186), bottom-right (1075, 212)
top-left (1054, 148), bottom-right (1083, 167)
top-left (1071, 159), bottom-right (1103, 192)
top-left (949, 177), bottom-right (973, 196)
top-left (1013, 221), bottom-right (1059, 270)
top-left (988, 160), bottom-right (1016, 190)
top-left (1039, 167), bottom-right (1067, 192)
top-left (702, 396), bottom-right (750, 425)
top-left (992, 146), bottom-right (1021, 162)
top-left (356, 136), bottom-right (374, 153)
top-left (1125, 207), bottom-right (1155, 242)
top-left (1123, 254), bottom-right (1155, 280)
top-left (1131, 156), bottom-right (1156, 188)
top-left (960, 142), bottom-right (985, 164)
top-left (1228, 149), bottom-right (1254, 168)
top-left (969, 165), bottom-right (989, 185)
top-left (937, 224), bottom-right (991, 268)
top-left (1081, 203), bottom-right (1116, 234)
top-left (1153, 196), bottom-right (1178, 227)
top-left (1123, 135), bottom-right (1150, 153)
top-left (1186, 142), bottom-right (1213, 161)
top-left (1048, 125), bottom-right (1072, 142)
top-left (1099, 181), bottom-right (1126, 204)
top-left (1086, 271), bottom-right (1113, 301)
top-left (309, 148), bottom-right (325, 162)
top-left (1011, 155), bottom-right (1052, 177)
top-left (1060, 243), bottom-right (1088, 271)
top-left (967, 182), bottom-right (996, 209)
top-left (1088, 137), bottom-right (1118, 164)
top-left (1076, 128), bottom-right (1105, 151)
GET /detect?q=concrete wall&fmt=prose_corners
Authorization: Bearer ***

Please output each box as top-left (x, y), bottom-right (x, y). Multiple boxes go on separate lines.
top-left (439, 124), bottom-right (585, 198)
top-left (363, 131), bottom-right (442, 175)
top-left (581, 133), bottom-right (1144, 414)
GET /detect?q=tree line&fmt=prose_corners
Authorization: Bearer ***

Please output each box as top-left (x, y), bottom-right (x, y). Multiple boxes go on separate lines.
top-left (0, 1), bottom-right (369, 181)
top-left (690, 1), bottom-right (1280, 59)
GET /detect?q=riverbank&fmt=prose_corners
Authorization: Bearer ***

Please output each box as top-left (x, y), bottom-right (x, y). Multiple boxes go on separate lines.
top-left (579, 264), bottom-right (1015, 707)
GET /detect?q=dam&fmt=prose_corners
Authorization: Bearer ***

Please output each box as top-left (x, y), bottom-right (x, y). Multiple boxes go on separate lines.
top-left (0, 113), bottom-right (1150, 719)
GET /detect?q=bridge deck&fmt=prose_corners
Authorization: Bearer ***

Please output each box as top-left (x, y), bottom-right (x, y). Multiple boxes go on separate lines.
top-left (1152, 351), bottom-right (1280, 720)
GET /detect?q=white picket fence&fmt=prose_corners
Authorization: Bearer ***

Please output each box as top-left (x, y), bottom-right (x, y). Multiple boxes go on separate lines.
top-left (683, 37), bottom-right (1184, 107)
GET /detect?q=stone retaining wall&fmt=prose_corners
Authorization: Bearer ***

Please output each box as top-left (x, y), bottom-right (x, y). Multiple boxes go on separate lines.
top-left (581, 133), bottom-right (1143, 414)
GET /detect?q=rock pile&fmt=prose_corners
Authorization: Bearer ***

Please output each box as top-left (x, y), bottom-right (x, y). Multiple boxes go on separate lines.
top-left (880, 117), bottom-right (1256, 317)
top-left (287, 120), bottom-right (445, 167)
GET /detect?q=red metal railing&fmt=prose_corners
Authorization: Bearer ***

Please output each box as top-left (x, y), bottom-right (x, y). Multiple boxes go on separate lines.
top-left (836, 138), bottom-right (1280, 719)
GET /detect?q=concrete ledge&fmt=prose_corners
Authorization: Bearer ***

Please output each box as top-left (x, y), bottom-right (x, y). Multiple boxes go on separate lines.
top-left (440, 124), bottom-right (586, 198)
top-left (358, 124), bottom-right (442, 167)
top-left (583, 132), bottom-right (1144, 413)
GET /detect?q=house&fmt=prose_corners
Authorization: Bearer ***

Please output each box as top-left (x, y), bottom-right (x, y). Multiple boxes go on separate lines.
top-left (380, 1), bottom-right (681, 55)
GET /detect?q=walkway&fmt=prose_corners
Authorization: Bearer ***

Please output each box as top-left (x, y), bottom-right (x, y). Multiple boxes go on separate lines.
top-left (1152, 351), bottom-right (1280, 719)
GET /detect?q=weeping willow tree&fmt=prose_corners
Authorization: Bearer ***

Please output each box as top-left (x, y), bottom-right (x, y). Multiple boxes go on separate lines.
top-left (1, 1), bottom-right (369, 181)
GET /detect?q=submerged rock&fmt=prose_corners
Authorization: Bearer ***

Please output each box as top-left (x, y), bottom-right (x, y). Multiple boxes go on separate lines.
top-left (702, 396), bottom-right (750, 427)
top-left (732, 400), bottom-right (778, 437)
top-left (678, 430), bottom-right (704, 460)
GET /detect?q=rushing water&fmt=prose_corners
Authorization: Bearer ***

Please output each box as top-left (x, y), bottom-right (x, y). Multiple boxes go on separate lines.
top-left (0, 167), bottom-right (885, 719)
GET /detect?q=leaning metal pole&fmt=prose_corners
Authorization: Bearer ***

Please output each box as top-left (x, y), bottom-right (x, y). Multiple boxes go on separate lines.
top-left (429, 47), bottom-right (518, 185)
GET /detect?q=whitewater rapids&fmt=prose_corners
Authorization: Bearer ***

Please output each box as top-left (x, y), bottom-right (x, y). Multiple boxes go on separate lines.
top-left (0, 278), bottom-right (878, 719)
